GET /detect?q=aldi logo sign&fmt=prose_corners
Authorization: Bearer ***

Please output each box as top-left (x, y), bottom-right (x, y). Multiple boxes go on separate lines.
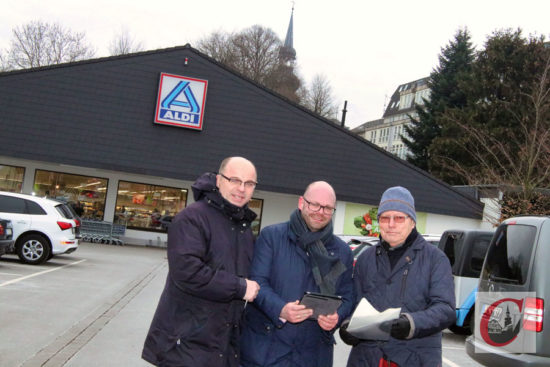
top-left (154, 73), bottom-right (208, 130)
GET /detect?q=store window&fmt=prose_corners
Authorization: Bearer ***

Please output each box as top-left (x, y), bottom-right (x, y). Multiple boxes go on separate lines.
top-left (114, 181), bottom-right (187, 232)
top-left (0, 164), bottom-right (25, 192)
top-left (33, 170), bottom-right (108, 219)
top-left (248, 198), bottom-right (264, 237)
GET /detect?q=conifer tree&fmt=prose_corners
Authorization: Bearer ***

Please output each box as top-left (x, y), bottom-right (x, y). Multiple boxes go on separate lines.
top-left (403, 28), bottom-right (475, 173)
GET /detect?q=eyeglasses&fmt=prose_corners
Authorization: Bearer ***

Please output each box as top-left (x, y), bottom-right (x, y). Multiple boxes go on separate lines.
top-left (379, 215), bottom-right (409, 224)
top-left (302, 197), bottom-right (336, 215)
top-left (219, 173), bottom-right (257, 189)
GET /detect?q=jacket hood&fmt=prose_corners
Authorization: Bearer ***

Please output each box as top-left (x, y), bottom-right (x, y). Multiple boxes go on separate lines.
top-left (192, 172), bottom-right (218, 202)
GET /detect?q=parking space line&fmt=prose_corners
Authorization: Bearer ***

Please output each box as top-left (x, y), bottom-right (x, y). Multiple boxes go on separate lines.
top-left (443, 346), bottom-right (464, 350)
top-left (0, 272), bottom-right (22, 276)
top-left (0, 259), bottom-right (86, 287)
top-left (443, 356), bottom-right (461, 367)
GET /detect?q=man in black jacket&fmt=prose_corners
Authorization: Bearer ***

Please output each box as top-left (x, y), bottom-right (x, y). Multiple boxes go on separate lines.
top-left (142, 157), bottom-right (260, 367)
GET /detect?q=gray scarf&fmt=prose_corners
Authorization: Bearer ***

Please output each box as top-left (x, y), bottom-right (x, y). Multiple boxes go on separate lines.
top-left (289, 209), bottom-right (346, 295)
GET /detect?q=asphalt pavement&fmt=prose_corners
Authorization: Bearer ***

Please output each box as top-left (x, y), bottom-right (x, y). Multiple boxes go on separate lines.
top-left (0, 242), bottom-right (481, 367)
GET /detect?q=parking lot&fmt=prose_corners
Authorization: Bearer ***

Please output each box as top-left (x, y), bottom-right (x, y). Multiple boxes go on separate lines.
top-left (0, 242), bottom-right (482, 367)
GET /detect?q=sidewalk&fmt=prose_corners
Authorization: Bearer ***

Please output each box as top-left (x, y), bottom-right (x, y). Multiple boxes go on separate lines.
top-left (19, 251), bottom-right (168, 367)
top-left (65, 261), bottom-right (167, 367)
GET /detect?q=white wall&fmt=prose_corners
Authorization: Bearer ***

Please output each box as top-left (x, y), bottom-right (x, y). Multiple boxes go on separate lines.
top-left (424, 213), bottom-right (486, 235)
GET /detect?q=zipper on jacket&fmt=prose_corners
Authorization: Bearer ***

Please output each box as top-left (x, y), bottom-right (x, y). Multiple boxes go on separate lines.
top-left (400, 268), bottom-right (409, 300)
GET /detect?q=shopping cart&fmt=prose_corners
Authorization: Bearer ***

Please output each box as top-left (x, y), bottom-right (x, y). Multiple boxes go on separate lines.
top-left (110, 223), bottom-right (126, 246)
top-left (80, 219), bottom-right (126, 245)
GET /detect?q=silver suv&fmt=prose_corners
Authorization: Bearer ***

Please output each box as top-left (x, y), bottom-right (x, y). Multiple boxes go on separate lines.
top-left (466, 216), bottom-right (550, 365)
top-left (0, 191), bottom-right (80, 264)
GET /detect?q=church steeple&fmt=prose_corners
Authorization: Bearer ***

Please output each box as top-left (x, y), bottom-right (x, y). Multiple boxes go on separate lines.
top-left (280, 5), bottom-right (296, 62)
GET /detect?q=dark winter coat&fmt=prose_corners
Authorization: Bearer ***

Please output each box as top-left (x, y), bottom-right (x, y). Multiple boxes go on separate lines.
top-left (142, 172), bottom-right (257, 367)
top-left (240, 222), bottom-right (355, 367)
top-left (347, 231), bottom-right (455, 367)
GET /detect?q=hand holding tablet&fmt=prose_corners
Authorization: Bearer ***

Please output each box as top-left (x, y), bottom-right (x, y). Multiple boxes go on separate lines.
top-left (299, 292), bottom-right (343, 319)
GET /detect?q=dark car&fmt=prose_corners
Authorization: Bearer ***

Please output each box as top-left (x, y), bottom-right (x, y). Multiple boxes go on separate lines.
top-left (0, 218), bottom-right (15, 256)
top-left (466, 216), bottom-right (550, 366)
top-left (438, 229), bottom-right (494, 334)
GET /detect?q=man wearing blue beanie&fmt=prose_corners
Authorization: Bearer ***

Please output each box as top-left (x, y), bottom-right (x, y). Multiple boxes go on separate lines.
top-left (341, 186), bottom-right (455, 367)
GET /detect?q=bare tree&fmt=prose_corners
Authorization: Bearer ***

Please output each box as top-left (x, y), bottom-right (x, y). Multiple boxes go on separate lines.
top-left (108, 28), bottom-right (145, 56)
top-left (0, 52), bottom-right (8, 72)
top-left (196, 30), bottom-right (238, 67)
top-left (435, 52), bottom-right (550, 203)
top-left (230, 25), bottom-right (282, 83)
top-left (302, 74), bottom-right (338, 119)
top-left (196, 25), bottom-right (303, 102)
top-left (4, 20), bottom-right (95, 70)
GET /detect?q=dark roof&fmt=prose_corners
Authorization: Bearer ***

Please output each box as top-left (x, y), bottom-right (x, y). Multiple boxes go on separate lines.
top-left (383, 77), bottom-right (428, 117)
top-left (0, 45), bottom-right (482, 219)
top-left (351, 118), bottom-right (384, 134)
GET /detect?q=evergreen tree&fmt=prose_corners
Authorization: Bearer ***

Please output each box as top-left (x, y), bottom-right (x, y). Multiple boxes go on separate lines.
top-left (403, 28), bottom-right (475, 172)
top-left (433, 29), bottom-right (550, 190)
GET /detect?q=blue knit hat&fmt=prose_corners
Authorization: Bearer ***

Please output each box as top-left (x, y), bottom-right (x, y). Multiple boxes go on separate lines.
top-left (377, 186), bottom-right (416, 223)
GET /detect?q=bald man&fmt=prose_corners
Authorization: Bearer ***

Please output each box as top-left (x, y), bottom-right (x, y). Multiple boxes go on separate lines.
top-left (143, 157), bottom-right (260, 367)
top-left (240, 181), bottom-right (355, 367)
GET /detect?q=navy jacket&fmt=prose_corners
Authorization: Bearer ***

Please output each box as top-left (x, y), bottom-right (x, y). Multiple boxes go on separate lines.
top-left (347, 233), bottom-right (455, 367)
top-left (142, 173), bottom-right (256, 367)
top-left (241, 222), bottom-right (354, 367)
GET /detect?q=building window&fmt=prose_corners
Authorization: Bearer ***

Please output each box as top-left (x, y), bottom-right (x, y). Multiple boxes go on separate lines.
top-left (399, 93), bottom-right (413, 109)
top-left (33, 170), bottom-right (108, 219)
top-left (248, 198), bottom-right (264, 237)
top-left (415, 89), bottom-right (431, 105)
top-left (114, 181), bottom-right (188, 232)
top-left (0, 164), bottom-right (25, 192)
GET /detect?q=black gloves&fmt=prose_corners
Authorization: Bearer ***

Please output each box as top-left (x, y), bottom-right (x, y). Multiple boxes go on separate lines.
top-left (340, 314), bottom-right (411, 345)
top-left (379, 314), bottom-right (411, 339)
top-left (390, 315), bottom-right (411, 339)
top-left (339, 319), bottom-right (362, 346)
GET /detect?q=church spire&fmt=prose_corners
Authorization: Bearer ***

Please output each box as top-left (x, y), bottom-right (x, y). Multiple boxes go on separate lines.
top-left (280, 4), bottom-right (296, 62)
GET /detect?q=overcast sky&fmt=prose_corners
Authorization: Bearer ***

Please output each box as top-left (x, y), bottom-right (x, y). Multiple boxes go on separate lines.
top-left (2, 0), bottom-right (549, 128)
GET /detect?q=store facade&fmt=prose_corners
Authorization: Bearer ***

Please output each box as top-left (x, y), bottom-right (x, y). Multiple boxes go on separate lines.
top-left (0, 45), bottom-right (486, 246)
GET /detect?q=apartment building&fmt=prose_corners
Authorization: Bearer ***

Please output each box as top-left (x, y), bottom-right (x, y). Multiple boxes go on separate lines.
top-left (352, 77), bottom-right (430, 159)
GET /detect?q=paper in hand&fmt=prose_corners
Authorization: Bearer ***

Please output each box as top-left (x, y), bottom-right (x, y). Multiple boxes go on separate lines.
top-left (346, 297), bottom-right (401, 340)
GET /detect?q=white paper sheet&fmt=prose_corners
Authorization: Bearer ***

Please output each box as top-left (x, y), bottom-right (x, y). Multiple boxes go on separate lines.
top-left (347, 298), bottom-right (401, 340)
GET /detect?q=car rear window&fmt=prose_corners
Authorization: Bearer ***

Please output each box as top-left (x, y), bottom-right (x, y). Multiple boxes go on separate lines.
top-left (482, 224), bottom-right (536, 285)
top-left (55, 204), bottom-right (77, 219)
top-left (469, 236), bottom-right (492, 274)
top-left (441, 233), bottom-right (462, 270)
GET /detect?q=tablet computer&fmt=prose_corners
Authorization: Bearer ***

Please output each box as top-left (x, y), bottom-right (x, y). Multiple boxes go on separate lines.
top-left (299, 292), bottom-right (343, 319)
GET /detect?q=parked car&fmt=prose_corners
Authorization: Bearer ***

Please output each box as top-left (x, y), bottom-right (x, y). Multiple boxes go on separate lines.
top-left (336, 234), bottom-right (379, 252)
top-left (422, 233), bottom-right (441, 246)
top-left (0, 191), bottom-right (80, 264)
top-left (0, 218), bottom-right (14, 256)
top-left (350, 236), bottom-right (379, 266)
top-left (438, 229), bottom-right (494, 334)
top-left (466, 216), bottom-right (550, 366)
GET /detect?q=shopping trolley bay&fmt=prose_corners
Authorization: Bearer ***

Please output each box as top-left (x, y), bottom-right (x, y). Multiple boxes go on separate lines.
top-left (80, 219), bottom-right (126, 245)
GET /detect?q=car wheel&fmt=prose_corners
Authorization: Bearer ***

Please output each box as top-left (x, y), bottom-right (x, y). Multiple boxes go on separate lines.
top-left (16, 234), bottom-right (51, 265)
top-left (449, 310), bottom-right (474, 335)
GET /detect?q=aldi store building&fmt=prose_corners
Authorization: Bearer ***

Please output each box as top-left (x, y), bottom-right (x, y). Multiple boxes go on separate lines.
top-left (0, 45), bottom-right (485, 245)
